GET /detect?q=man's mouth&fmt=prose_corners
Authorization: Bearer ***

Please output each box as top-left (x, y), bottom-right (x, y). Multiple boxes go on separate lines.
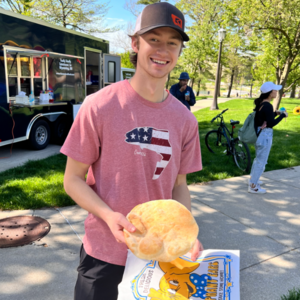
top-left (151, 58), bottom-right (169, 65)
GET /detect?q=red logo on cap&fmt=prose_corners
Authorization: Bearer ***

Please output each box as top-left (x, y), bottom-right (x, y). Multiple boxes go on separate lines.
top-left (171, 14), bottom-right (183, 29)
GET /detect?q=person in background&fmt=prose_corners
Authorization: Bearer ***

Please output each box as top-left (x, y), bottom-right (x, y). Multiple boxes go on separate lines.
top-left (248, 82), bottom-right (288, 194)
top-left (170, 72), bottom-right (196, 110)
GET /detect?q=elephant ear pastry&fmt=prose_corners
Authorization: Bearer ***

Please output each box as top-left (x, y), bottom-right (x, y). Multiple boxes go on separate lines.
top-left (124, 200), bottom-right (199, 262)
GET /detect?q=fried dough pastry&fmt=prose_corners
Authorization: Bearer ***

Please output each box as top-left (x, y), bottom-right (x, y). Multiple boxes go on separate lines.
top-left (124, 199), bottom-right (199, 262)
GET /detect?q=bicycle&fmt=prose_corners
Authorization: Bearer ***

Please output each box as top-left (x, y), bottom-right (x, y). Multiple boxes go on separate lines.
top-left (205, 108), bottom-right (251, 172)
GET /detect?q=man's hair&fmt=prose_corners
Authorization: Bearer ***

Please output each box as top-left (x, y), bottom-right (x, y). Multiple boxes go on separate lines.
top-left (128, 33), bottom-right (185, 68)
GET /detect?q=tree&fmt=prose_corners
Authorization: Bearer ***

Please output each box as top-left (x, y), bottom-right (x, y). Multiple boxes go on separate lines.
top-left (1, 0), bottom-right (34, 15)
top-left (120, 51), bottom-right (135, 68)
top-left (34, 0), bottom-right (118, 33)
top-left (230, 0), bottom-right (300, 110)
top-left (177, 0), bottom-right (229, 109)
top-left (2, 0), bottom-right (118, 34)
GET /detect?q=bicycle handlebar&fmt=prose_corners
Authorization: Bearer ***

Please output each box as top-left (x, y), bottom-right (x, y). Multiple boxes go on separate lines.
top-left (210, 108), bottom-right (229, 123)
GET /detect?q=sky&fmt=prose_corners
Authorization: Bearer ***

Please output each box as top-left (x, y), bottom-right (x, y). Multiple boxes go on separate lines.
top-left (94, 0), bottom-right (139, 53)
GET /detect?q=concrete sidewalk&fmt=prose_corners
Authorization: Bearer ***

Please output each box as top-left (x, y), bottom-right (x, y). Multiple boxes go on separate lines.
top-left (191, 97), bottom-right (234, 113)
top-left (1, 167), bottom-right (299, 299)
top-left (0, 143), bottom-right (61, 173)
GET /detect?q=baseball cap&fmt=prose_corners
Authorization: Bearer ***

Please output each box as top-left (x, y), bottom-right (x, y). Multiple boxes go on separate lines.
top-left (133, 2), bottom-right (189, 41)
top-left (260, 82), bottom-right (282, 93)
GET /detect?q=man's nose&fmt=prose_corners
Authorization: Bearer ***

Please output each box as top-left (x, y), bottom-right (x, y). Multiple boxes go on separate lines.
top-left (156, 43), bottom-right (168, 54)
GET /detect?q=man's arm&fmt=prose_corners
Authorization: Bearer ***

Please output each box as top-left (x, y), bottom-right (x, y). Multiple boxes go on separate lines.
top-left (64, 157), bottom-right (135, 243)
top-left (172, 174), bottom-right (204, 261)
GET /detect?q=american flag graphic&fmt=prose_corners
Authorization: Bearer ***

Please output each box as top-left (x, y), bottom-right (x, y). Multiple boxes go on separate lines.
top-left (125, 127), bottom-right (172, 180)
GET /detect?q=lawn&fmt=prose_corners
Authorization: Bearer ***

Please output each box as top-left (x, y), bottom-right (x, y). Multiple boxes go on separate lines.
top-left (0, 154), bottom-right (74, 210)
top-left (187, 98), bottom-right (300, 184)
top-left (0, 98), bottom-right (299, 210)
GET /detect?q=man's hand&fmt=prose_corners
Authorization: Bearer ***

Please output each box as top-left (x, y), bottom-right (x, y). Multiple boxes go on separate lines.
top-left (105, 212), bottom-right (136, 244)
top-left (180, 85), bottom-right (187, 92)
top-left (189, 239), bottom-right (204, 261)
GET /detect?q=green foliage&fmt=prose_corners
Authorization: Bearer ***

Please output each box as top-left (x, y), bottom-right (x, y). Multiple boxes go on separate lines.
top-left (281, 288), bottom-right (300, 300)
top-left (229, 0), bottom-right (300, 108)
top-left (120, 51), bottom-right (135, 69)
top-left (1, 0), bottom-right (34, 15)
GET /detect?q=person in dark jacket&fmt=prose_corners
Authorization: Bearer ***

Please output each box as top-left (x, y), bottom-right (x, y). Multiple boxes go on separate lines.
top-left (248, 82), bottom-right (288, 194)
top-left (170, 72), bottom-right (196, 110)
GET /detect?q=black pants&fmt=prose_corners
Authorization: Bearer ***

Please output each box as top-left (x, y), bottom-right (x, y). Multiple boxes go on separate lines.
top-left (74, 245), bottom-right (125, 300)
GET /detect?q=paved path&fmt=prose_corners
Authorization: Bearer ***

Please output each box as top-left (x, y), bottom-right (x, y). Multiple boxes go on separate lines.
top-left (1, 167), bottom-right (300, 299)
top-left (0, 143), bottom-right (61, 173)
top-left (191, 97), bottom-right (234, 113)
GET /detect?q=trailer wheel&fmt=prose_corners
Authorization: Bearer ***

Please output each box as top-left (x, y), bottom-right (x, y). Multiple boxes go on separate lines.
top-left (29, 119), bottom-right (50, 150)
top-left (52, 115), bottom-right (70, 145)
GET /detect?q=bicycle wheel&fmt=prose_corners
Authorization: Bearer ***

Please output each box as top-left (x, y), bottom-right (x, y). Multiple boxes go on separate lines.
top-left (232, 140), bottom-right (251, 172)
top-left (205, 130), bottom-right (228, 155)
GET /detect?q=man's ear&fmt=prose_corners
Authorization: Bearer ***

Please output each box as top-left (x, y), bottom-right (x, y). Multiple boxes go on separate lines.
top-left (131, 36), bottom-right (139, 54)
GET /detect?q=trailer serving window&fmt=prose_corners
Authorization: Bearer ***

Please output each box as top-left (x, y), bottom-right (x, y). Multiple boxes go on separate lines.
top-left (5, 52), bottom-right (47, 100)
top-left (3, 46), bottom-right (84, 103)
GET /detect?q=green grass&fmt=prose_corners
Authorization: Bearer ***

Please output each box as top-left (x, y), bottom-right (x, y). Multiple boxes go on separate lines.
top-left (0, 154), bottom-right (73, 210)
top-left (281, 288), bottom-right (300, 300)
top-left (1, 98), bottom-right (299, 209)
top-left (186, 98), bottom-right (300, 184)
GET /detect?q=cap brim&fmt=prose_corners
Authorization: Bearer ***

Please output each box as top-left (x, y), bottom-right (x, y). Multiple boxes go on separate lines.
top-left (136, 25), bottom-right (189, 41)
top-left (273, 84), bottom-right (282, 90)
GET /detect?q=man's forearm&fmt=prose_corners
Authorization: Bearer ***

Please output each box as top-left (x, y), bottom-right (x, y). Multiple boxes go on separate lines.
top-left (64, 175), bottom-right (113, 223)
top-left (172, 183), bottom-right (191, 211)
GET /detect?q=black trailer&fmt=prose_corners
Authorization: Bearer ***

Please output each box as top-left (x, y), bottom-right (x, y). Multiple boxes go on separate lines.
top-left (0, 8), bottom-right (121, 150)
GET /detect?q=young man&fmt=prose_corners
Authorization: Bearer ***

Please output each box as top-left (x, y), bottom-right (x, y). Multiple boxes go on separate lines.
top-left (61, 2), bottom-right (203, 300)
top-left (170, 72), bottom-right (196, 110)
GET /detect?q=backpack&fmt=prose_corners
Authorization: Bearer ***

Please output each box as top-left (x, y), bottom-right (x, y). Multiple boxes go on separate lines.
top-left (238, 111), bottom-right (258, 144)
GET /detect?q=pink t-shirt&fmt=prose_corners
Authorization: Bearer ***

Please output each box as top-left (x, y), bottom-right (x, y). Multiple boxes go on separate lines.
top-left (61, 79), bottom-right (202, 266)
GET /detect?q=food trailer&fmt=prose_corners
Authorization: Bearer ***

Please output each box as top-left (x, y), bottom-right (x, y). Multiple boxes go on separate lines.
top-left (0, 8), bottom-right (121, 150)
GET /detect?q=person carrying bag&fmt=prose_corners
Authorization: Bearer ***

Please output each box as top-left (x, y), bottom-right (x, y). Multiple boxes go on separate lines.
top-left (248, 82), bottom-right (287, 194)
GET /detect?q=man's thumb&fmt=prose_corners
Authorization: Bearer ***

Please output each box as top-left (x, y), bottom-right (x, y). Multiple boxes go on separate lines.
top-left (120, 218), bottom-right (136, 233)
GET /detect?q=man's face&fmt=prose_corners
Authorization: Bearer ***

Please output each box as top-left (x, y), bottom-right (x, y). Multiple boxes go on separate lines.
top-left (179, 79), bottom-right (188, 86)
top-left (132, 27), bottom-right (182, 80)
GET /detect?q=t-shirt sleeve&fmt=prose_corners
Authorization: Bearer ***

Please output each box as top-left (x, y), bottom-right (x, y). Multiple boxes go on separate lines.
top-left (60, 97), bottom-right (101, 165)
top-left (178, 118), bottom-right (202, 174)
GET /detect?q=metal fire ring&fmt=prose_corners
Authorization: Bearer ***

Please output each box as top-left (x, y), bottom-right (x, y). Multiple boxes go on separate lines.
top-left (0, 216), bottom-right (51, 248)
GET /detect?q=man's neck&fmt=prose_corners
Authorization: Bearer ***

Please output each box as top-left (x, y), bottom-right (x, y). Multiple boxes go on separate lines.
top-left (129, 68), bottom-right (167, 103)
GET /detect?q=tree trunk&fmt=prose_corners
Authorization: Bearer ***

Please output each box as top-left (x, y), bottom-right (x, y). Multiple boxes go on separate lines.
top-left (227, 68), bottom-right (234, 98)
top-left (290, 84), bottom-right (296, 98)
top-left (298, 87), bottom-right (300, 98)
top-left (273, 60), bottom-right (292, 110)
top-left (196, 79), bottom-right (201, 96)
top-left (190, 78), bottom-right (194, 89)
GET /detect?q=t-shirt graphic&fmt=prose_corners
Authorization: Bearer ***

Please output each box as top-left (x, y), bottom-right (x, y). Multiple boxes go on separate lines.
top-left (125, 127), bottom-right (172, 180)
